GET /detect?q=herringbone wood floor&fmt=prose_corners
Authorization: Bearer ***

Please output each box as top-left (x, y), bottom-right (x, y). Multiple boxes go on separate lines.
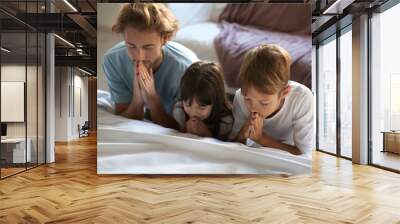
top-left (0, 134), bottom-right (399, 224)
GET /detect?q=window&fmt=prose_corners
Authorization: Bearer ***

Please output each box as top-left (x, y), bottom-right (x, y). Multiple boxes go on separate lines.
top-left (339, 28), bottom-right (352, 158)
top-left (370, 2), bottom-right (400, 171)
top-left (317, 36), bottom-right (337, 154)
top-left (0, 1), bottom-right (47, 179)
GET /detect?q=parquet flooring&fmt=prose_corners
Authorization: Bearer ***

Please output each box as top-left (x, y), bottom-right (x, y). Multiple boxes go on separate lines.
top-left (0, 134), bottom-right (399, 223)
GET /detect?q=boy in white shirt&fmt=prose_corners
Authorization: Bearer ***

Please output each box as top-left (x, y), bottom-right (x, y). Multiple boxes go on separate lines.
top-left (230, 44), bottom-right (314, 155)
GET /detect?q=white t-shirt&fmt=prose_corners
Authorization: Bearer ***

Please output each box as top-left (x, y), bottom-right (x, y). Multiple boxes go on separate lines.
top-left (230, 81), bottom-right (315, 155)
top-left (172, 101), bottom-right (233, 140)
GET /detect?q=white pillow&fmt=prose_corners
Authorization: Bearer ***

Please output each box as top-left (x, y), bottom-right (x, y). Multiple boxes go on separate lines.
top-left (173, 22), bottom-right (221, 62)
top-left (167, 3), bottom-right (218, 27)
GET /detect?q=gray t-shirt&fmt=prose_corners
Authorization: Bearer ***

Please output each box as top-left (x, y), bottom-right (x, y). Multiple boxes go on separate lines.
top-left (102, 41), bottom-right (198, 114)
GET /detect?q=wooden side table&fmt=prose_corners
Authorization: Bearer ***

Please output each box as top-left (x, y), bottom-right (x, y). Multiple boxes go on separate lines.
top-left (381, 131), bottom-right (400, 154)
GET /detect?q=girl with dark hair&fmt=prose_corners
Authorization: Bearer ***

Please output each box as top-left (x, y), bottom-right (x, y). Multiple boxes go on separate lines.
top-left (172, 61), bottom-right (233, 141)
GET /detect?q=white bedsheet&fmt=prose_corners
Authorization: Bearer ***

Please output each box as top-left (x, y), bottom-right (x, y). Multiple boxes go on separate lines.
top-left (97, 91), bottom-right (311, 175)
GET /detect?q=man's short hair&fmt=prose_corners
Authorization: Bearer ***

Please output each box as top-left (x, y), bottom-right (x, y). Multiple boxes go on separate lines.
top-left (112, 3), bottom-right (179, 41)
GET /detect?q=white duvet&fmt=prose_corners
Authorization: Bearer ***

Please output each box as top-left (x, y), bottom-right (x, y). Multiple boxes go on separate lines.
top-left (97, 91), bottom-right (311, 175)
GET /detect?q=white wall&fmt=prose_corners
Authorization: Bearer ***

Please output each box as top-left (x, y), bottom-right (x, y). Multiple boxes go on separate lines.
top-left (1, 65), bottom-right (39, 137)
top-left (97, 3), bottom-right (123, 92)
top-left (55, 67), bottom-right (68, 141)
top-left (1, 65), bottom-right (26, 132)
top-left (73, 73), bottom-right (89, 138)
top-left (1, 63), bottom-right (46, 164)
top-left (1, 65), bottom-right (26, 141)
top-left (55, 67), bottom-right (89, 141)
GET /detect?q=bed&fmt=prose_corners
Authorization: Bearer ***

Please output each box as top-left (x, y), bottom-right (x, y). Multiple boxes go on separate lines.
top-left (97, 91), bottom-right (311, 175)
top-left (169, 3), bottom-right (312, 92)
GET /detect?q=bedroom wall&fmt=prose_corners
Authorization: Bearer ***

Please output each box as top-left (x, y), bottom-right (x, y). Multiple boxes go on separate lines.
top-left (97, 3), bottom-right (123, 92)
top-left (55, 67), bottom-right (89, 141)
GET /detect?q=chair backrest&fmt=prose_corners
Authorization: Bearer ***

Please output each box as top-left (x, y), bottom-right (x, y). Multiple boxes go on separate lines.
top-left (82, 121), bottom-right (90, 129)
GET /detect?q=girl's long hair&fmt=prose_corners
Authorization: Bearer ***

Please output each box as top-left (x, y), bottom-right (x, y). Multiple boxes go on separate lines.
top-left (180, 61), bottom-right (232, 138)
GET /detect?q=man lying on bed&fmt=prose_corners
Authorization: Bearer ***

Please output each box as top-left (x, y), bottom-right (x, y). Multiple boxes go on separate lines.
top-left (102, 3), bottom-right (198, 130)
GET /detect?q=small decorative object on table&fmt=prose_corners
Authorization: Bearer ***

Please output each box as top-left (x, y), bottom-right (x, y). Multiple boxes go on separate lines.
top-left (78, 121), bottom-right (90, 138)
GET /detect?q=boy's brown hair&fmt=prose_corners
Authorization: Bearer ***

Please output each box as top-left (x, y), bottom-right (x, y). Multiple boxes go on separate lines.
top-left (239, 44), bottom-right (292, 95)
top-left (112, 3), bottom-right (179, 41)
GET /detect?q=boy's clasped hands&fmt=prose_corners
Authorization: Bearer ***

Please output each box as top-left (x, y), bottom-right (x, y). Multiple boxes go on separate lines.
top-left (239, 112), bottom-right (264, 143)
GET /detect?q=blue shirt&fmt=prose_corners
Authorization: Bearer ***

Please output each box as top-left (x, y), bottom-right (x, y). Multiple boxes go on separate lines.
top-left (102, 41), bottom-right (198, 114)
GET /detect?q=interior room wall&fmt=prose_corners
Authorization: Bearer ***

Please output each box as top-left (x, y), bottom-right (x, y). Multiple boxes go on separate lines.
top-left (73, 72), bottom-right (89, 137)
top-left (54, 66), bottom-right (69, 141)
top-left (54, 67), bottom-right (89, 141)
top-left (88, 76), bottom-right (97, 132)
top-left (1, 64), bottom-right (39, 139)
